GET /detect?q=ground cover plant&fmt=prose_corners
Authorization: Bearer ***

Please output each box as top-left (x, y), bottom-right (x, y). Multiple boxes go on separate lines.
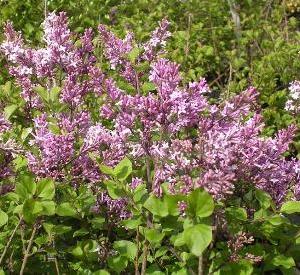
top-left (0, 9), bottom-right (300, 275)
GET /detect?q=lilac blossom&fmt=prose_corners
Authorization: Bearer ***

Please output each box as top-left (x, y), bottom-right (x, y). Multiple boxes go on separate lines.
top-left (98, 25), bottom-right (136, 84)
top-left (130, 177), bottom-right (143, 190)
top-left (0, 115), bottom-right (11, 133)
top-left (92, 192), bottom-right (130, 221)
top-left (27, 114), bottom-right (74, 179)
top-left (2, 12), bottom-right (300, 222)
top-left (142, 18), bottom-right (171, 61)
top-left (285, 80), bottom-right (300, 113)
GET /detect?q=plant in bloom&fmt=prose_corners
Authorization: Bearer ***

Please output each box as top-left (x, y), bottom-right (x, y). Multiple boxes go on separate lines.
top-left (1, 12), bottom-right (300, 205)
top-left (1, 12), bottom-right (300, 274)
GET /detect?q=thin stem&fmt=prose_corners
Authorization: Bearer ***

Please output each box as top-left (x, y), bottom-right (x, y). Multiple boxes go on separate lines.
top-left (134, 227), bottom-right (140, 275)
top-left (44, 0), bottom-right (47, 19)
top-left (54, 257), bottom-right (60, 275)
top-left (0, 218), bottom-right (22, 266)
top-left (140, 241), bottom-right (149, 275)
top-left (145, 157), bottom-right (152, 193)
top-left (53, 239), bottom-right (60, 275)
top-left (282, 0), bottom-right (289, 42)
top-left (184, 13), bottom-right (192, 68)
top-left (8, 249), bottom-right (14, 273)
top-left (135, 70), bottom-right (141, 95)
top-left (20, 225), bottom-right (26, 254)
top-left (19, 225), bottom-right (38, 275)
top-left (198, 254), bottom-right (203, 275)
top-left (227, 0), bottom-right (241, 42)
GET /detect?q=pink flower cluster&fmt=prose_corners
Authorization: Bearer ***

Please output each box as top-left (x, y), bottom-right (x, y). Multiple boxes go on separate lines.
top-left (2, 12), bottom-right (300, 212)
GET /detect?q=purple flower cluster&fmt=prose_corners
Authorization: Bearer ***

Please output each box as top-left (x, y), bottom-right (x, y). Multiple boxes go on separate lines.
top-left (0, 115), bottom-right (11, 134)
top-left (92, 192), bottom-right (131, 221)
top-left (26, 114), bottom-right (74, 179)
top-left (142, 18), bottom-right (171, 61)
top-left (2, 12), bottom-right (300, 215)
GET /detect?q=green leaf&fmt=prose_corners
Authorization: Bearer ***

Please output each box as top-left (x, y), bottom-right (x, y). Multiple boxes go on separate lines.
top-left (267, 214), bottom-right (289, 226)
top-left (133, 184), bottom-right (147, 203)
top-left (117, 80), bottom-right (136, 93)
top-left (272, 255), bottom-right (295, 269)
top-left (34, 86), bottom-right (48, 102)
top-left (220, 260), bottom-right (253, 275)
top-left (144, 228), bottom-right (165, 245)
top-left (187, 188), bottom-right (214, 218)
top-left (35, 235), bottom-right (49, 247)
top-left (4, 192), bottom-right (19, 202)
top-left (280, 201), bottom-right (300, 214)
top-left (91, 217), bottom-right (105, 229)
top-left (141, 82), bottom-right (156, 92)
top-left (36, 178), bottom-right (55, 200)
top-left (114, 183), bottom-right (129, 199)
top-left (127, 47), bottom-right (140, 63)
top-left (113, 240), bottom-right (137, 260)
top-left (23, 199), bottom-right (43, 223)
top-left (154, 246), bottom-right (168, 259)
top-left (13, 155), bottom-right (28, 171)
top-left (183, 224), bottom-right (212, 256)
top-left (72, 245), bottom-right (84, 258)
top-left (253, 208), bottom-right (270, 220)
top-left (15, 174), bottom-right (36, 200)
top-left (105, 180), bottom-right (126, 199)
top-left (39, 201), bottom-right (56, 216)
top-left (0, 210), bottom-right (8, 227)
top-left (172, 232), bottom-right (186, 247)
top-left (225, 207), bottom-right (247, 221)
top-left (13, 205), bottom-right (23, 215)
top-left (83, 239), bottom-right (98, 254)
top-left (122, 217), bottom-right (142, 229)
top-left (99, 164), bottom-right (115, 176)
top-left (93, 270), bottom-right (110, 275)
top-left (2, 81), bottom-right (11, 96)
top-left (53, 225), bottom-right (72, 234)
top-left (255, 189), bottom-right (272, 209)
top-left (56, 202), bottom-right (77, 217)
top-left (108, 255), bottom-right (128, 273)
top-left (164, 194), bottom-right (184, 216)
top-left (114, 157), bottom-right (132, 181)
top-left (73, 228), bottom-right (89, 237)
top-left (135, 61), bottom-right (149, 72)
top-left (21, 127), bottom-right (32, 141)
top-left (4, 104), bottom-right (18, 120)
top-left (143, 195), bottom-right (168, 217)
top-left (49, 86), bottom-right (61, 102)
top-left (43, 222), bottom-right (55, 235)
top-left (172, 268), bottom-right (189, 275)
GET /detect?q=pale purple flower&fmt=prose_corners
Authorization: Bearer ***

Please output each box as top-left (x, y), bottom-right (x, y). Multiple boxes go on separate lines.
top-left (178, 201), bottom-right (187, 217)
top-left (130, 177), bottom-right (143, 190)
top-left (0, 115), bottom-right (11, 133)
top-left (142, 18), bottom-right (171, 61)
top-left (285, 80), bottom-right (300, 113)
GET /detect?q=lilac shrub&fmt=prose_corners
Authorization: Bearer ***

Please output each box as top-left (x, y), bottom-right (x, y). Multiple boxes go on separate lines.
top-left (1, 11), bottom-right (300, 274)
top-left (1, 12), bottom-right (300, 205)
